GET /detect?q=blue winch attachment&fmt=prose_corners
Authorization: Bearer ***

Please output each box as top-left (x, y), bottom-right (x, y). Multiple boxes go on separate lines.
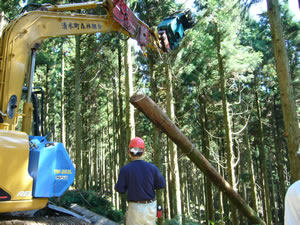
top-left (158, 9), bottom-right (196, 51)
top-left (28, 136), bottom-right (75, 198)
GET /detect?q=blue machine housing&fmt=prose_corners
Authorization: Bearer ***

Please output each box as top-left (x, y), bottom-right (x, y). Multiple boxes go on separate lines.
top-left (158, 16), bottom-right (184, 50)
top-left (158, 9), bottom-right (196, 50)
top-left (28, 136), bottom-right (75, 198)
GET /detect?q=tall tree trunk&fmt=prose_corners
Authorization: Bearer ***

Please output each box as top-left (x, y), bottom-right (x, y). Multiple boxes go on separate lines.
top-left (218, 148), bottom-right (225, 225)
top-left (165, 56), bottom-right (182, 223)
top-left (104, 128), bottom-right (108, 192)
top-left (255, 91), bottom-right (272, 225)
top-left (272, 97), bottom-right (285, 223)
top-left (113, 69), bottom-right (119, 210)
top-left (198, 176), bottom-right (205, 223)
top-left (243, 128), bottom-right (258, 213)
top-left (239, 180), bottom-right (247, 225)
top-left (164, 147), bottom-right (171, 220)
top-left (100, 128), bottom-right (106, 192)
top-left (124, 39), bottom-right (135, 145)
top-left (118, 43), bottom-right (127, 214)
top-left (215, 25), bottom-right (238, 225)
top-left (184, 164), bottom-right (190, 217)
top-left (269, 159), bottom-right (279, 225)
top-left (272, 98), bottom-right (286, 223)
top-left (267, 0), bottom-right (300, 183)
top-left (106, 92), bottom-right (113, 207)
top-left (75, 35), bottom-right (82, 189)
top-left (199, 97), bottom-right (214, 224)
top-left (179, 162), bottom-right (186, 216)
top-left (61, 42), bottom-right (66, 147)
top-left (45, 65), bottom-right (49, 136)
top-left (94, 133), bottom-right (98, 189)
top-left (81, 102), bottom-right (86, 189)
top-left (149, 55), bottom-right (164, 225)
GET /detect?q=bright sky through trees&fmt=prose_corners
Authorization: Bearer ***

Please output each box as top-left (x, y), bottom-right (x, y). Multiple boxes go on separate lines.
top-left (249, 0), bottom-right (300, 21)
top-left (177, 0), bottom-right (299, 21)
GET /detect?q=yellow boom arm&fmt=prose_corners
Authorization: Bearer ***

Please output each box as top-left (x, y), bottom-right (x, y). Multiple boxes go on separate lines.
top-left (0, 0), bottom-right (160, 133)
top-left (0, 0), bottom-right (165, 213)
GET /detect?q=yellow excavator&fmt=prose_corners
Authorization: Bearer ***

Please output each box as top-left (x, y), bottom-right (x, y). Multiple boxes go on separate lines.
top-left (0, 0), bottom-right (195, 214)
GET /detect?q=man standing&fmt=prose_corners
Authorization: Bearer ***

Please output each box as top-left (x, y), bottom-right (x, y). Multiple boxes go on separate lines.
top-left (284, 148), bottom-right (300, 225)
top-left (115, 137), bottom-right (166, 225)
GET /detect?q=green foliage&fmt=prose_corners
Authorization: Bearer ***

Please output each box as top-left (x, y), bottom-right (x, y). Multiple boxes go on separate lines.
top-left (133, 0), bottom-right (178, 26)
top-left (163, 216), bottom-right (181, 225)
top-left (163, 216), bottom-right (202, 225)
top-left (0, 0), bottom-right (22, 20)
top-left (50, 190), bottom-right (124, 223)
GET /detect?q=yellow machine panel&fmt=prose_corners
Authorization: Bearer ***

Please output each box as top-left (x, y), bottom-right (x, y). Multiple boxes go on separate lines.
top-left (0, 130), bottom-right (33, 200)
top-left (0, 199), bottom-right (48, 213)
top-left (0, 130), bottom-right (48, 213)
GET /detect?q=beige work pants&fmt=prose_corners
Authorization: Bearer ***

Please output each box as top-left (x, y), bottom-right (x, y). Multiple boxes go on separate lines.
top-left (126, 200), bottom-right (157, 225)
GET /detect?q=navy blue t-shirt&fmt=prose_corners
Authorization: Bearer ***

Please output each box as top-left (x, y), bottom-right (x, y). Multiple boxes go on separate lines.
top-left (115, 160), bottom-right (166, 201)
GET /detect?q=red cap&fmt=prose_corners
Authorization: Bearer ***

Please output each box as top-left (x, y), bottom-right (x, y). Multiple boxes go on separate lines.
top-left (128, 137), bottom-right (145, 149)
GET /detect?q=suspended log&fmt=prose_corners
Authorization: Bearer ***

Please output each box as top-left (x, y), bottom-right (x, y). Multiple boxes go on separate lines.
top-left (130, 94), bottom-right (265, 225)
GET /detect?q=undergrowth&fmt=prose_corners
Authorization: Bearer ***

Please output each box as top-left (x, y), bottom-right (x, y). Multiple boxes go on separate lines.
top-left (50, 190), bottom-right (124, 223)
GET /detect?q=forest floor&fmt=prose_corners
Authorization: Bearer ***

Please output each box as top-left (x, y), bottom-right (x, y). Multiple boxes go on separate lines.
top-left (0, 204), bottom-right (119, 225)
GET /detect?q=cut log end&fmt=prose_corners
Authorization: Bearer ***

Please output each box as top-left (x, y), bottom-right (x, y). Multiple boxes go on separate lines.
top-left (130, 94), bottom-right (145, 103)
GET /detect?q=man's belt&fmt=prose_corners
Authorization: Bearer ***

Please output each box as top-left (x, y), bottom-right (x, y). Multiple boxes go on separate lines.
top-left (129, 199), bottom-right (155, 204)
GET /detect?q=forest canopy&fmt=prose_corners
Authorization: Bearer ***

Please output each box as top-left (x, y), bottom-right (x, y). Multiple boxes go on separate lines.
top-left (0, 0), bottom-right (299, 224)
